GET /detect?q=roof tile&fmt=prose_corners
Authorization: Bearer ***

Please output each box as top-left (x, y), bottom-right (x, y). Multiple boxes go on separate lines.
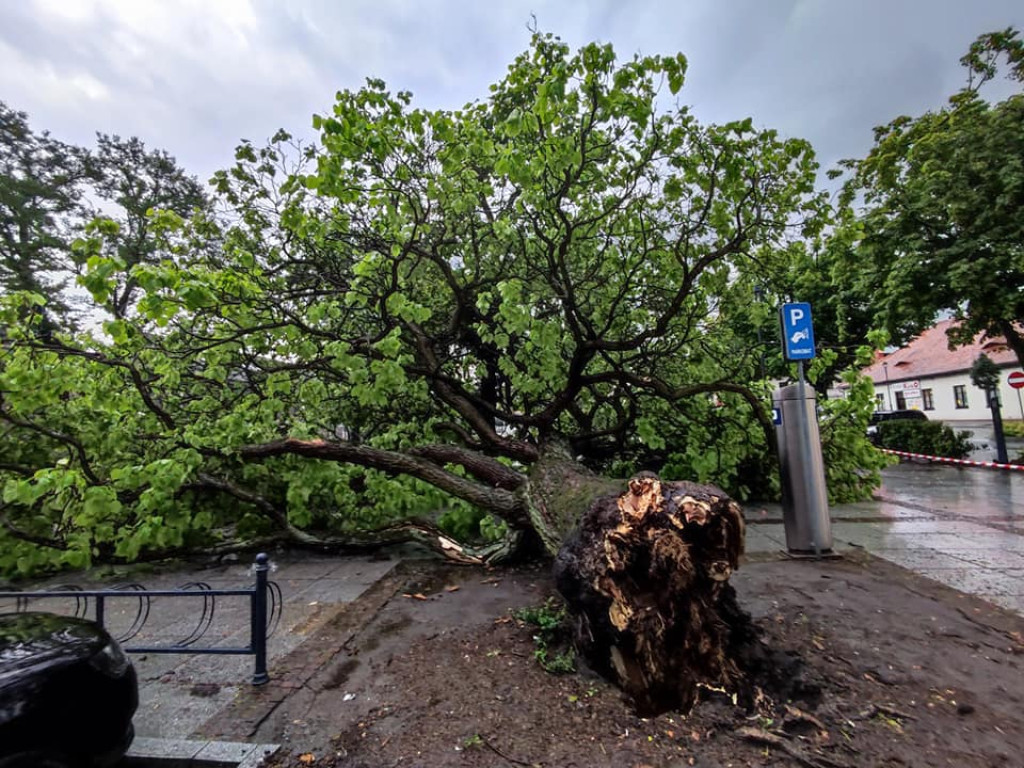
top-left (862, 319), bottom-right (1019, 384)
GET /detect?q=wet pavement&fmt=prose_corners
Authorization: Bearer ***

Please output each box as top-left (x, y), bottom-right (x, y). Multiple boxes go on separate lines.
top-left (746, 461), bottom-right (1024, 614)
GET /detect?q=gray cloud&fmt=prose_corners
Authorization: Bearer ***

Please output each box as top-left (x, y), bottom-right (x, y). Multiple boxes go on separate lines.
top-left (1, 0), bottom-right (1022, 184)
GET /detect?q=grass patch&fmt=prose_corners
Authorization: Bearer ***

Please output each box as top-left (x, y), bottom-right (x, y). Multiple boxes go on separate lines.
top-left (513, 598), bottom-right (577, 674)
top-left (1003, 420), bottom-right (1024, 438)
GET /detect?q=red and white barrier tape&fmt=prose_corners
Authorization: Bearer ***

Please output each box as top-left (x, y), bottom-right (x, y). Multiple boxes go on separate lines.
top-left (881, 448), bottom-right (1024, 471)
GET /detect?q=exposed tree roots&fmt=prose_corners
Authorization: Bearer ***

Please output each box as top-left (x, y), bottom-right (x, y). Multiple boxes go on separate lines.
top-left (554, 472), bottom-right (756, 716)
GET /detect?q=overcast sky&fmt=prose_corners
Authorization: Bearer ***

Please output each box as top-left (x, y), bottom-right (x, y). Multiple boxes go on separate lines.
top-left (2, 0), bottom-right (1023, 186)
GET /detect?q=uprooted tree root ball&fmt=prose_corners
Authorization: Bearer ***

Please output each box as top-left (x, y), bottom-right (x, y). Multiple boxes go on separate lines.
top-left (555, 472), bottom-right (774, 716)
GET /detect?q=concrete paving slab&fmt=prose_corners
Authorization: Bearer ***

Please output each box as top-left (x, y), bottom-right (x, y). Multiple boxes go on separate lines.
top-left (127, 736), bottom-right (205, 760)
top-left (956, 550), bottom-right (1024, 570)
top-left (195, 739), bottom-right (260, 763)
top-left (934, 568), bottom-right (1024, 598)
top-left (829, 522), bottom-right (929, 549)
top-left (987, 594), bottom-right (1024, 613)
top-left (928, 533), bottom-right (1024, 552)
top-left (883, 520), bottom-right (1001, 535)
top-left (744, 527), bottom-right (786, 554)
top-left (868, 548), bottom-right (977, 571)
top-left (125, 737), bottom-right (280, 767)
top-left (134, 681), bottom-right (241, 739)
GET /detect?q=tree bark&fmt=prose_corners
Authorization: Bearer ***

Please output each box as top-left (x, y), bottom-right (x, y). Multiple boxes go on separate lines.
top-left (552, 471), bottom-right (750, 716)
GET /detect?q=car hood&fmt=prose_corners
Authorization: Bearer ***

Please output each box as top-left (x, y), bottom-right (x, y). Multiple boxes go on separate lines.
top-left (0, 613), bottom-right (112, 726)
top-left (0, 612), bottom-right (107, 680)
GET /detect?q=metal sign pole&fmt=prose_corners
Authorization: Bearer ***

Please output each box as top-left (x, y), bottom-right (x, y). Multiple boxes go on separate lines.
top-left (776, 303), bottom-right (832, 556)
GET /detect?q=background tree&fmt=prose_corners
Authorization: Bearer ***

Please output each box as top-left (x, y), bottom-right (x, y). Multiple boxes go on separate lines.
top-left (0, 102), bottom-right (90, 334)
top-left (0, 104), bottom-right (208, 330)
top-left (84, 134), bottom-right (209, 318)
top-left (836, 28), bottom-right (1024, 363)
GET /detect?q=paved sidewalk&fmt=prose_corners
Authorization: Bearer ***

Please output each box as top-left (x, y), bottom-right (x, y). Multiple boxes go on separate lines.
top-left (746, 462), bottom-right (1024, 614)
top-left (128, 553), bottom-right (399, 739)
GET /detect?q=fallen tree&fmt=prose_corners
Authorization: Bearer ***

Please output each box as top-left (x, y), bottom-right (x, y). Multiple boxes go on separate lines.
top-left (0, 32), bottom-right (838, 706)
top-left (2, 32), bottom-right (829, 574)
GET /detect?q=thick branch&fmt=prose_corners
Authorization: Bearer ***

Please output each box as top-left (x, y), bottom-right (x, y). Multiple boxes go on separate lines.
top-left (407, 444), bottom-right (525, 491)
top-left (579, 371), bottom-right (779, 466)
top-left (237, 438), bottom-right (530, 525)
top-left (586, 234), bottom-right (747, 353)
top-left (997, 319), bottom-right (1024, 370)
top-left (189, 474), bottom-right (522, 565)
top-left (0, 504), bottom-right (67, 550)
top-left (404, 321), bottom-right (539, 461)
top-left (0, 462), bottom-right (36, 477)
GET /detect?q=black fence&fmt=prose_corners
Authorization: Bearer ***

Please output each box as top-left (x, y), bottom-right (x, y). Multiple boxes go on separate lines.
top-left (0, 552), bottom-right (282, 684)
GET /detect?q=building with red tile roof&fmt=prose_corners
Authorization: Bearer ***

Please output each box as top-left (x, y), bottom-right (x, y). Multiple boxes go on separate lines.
top-left (861, 320), bottom-right (1023, 421)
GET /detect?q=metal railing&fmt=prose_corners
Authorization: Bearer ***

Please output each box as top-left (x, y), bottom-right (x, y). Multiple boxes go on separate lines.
top-left (0, 552), bottom-right (281, 685)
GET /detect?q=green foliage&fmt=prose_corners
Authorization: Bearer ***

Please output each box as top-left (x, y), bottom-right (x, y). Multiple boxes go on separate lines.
top-left (836, 28), bottom-right (1024, 367)
top-left (437, 507), bottom-right (508, 543)
top-left (513, 598), bottom-right (576, 674)
top-left (877, 421), bottom-right (974, 459)
top-left (969, 354), bottom-right (1001, 391)
top-left (811, 343), bottom-right (894, 504)
top-left (0, 33), bottom-right (889, 577)
top-left (533, 645), bottom-right (577, 675)
top-left (655, 390), bottom-right (780, 502)
top-left (0, 103), bottom-right (208, 331)
top-left (513, 598), bottom-right (568, 635)
top-left (818, 371), bottom-right (894, 503)
top-left (1003, 421), bottom-right (1024, 438)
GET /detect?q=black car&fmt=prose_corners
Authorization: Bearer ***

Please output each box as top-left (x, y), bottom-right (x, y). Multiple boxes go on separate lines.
top-left (867, 409), bottom-right (929, 442)
top-left (0, 612), bottom-right (137, 768)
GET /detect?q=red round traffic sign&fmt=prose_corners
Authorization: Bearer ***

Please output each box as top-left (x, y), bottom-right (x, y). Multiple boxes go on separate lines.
top-left (1009, 371), bottom-right (1024, 390)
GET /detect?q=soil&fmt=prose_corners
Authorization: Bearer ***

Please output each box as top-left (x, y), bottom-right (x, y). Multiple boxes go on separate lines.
top-left (199, 551), bottom-right (1024, 768)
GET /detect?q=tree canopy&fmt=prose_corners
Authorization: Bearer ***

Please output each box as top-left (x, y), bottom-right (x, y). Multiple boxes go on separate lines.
top-left (0, 34), bottom-right (886, 577)
top-left (836, 28), bottom-right (1024, 363)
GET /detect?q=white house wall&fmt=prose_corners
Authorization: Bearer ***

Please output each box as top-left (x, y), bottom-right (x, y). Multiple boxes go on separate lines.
top-left (874, 368), bottom-right (1024, 423)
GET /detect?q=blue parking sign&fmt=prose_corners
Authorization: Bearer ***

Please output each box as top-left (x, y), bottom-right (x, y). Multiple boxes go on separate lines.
top-left (781, 302), bottom-right (815, 361)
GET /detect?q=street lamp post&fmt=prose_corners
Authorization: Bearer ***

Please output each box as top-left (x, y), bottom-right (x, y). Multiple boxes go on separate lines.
top-left (883, 361), bottom-right (891, 410)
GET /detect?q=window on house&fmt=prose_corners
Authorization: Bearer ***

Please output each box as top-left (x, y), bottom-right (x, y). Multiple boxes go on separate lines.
top-left (922, 389), bottom-right (934, 411)
top-left (895, 391), bottom-right (907, 410)
top-left (954, 385), bottom-right (968, 409)
top-left (875, 394), bottom-right (885, 410)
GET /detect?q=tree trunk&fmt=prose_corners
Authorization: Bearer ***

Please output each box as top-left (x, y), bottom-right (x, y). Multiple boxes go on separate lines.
top-left (549, 467), bottom-right (751, 716)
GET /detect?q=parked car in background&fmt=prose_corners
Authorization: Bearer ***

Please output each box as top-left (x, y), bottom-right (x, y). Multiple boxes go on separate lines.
top-left (0, 612), bottom-right (137, 768)
top-left (867, 409), bottom-right (929, 443)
